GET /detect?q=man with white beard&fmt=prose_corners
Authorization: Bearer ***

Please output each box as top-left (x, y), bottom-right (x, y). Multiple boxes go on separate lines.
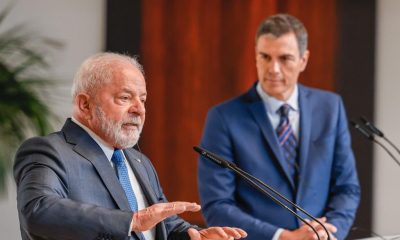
top-left (13, 52), bottom-right (247, 240)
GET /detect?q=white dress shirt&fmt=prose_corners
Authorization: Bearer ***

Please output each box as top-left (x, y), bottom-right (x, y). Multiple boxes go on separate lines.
top-left (255, 83), bottom-right (300, 240)
top-left (72, 117), bottom-right (155, 240)
top-left (256, 82), bottom-right (300, 137)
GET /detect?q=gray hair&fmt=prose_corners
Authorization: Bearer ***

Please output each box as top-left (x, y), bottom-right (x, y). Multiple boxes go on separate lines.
top-left (71, 52), bottom-right (144, 99)
top-left (256, 14), bottom-right (308, 56)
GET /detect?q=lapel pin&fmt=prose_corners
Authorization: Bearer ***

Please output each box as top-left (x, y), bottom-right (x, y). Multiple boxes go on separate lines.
top-left (135, 158), bottom-right (141, 163)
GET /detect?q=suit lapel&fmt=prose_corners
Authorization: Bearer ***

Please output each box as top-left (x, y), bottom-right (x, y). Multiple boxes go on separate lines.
top-left (246, 86), bottom-right (296, 189)
top-left (124, 150), bottom-right (168, 240)
top-left (297, 86), bottom-right (312, 193)
top-left (63, 119), bottom-right (165, 239)
top-left (62, 119), bottom-right (131, 211)
top-left (123, 150), bottom-right (158, 205)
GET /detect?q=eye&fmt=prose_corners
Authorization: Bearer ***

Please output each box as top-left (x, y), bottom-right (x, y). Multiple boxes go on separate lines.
top-left (280, 55), bottom-right (295, 62)
top-left (259, 53), bottom-right (270, 61)
top-left (118, 95), bottom-right (131, 102)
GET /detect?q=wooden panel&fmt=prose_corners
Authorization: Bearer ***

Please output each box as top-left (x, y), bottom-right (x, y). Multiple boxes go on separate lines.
top-left (278, 0), bottom-right (337, 90)
top-left (140, 0), bottom-right (337, 225)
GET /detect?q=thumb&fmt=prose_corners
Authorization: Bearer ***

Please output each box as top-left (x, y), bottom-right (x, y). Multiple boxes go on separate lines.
top-left (188, 228), bottom-right (201, 240)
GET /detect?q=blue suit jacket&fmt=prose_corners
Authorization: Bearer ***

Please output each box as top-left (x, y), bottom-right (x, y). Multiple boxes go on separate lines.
top-left (14, 119), bottom-right (195, 240)
top-left (198, 83), bottom-right (360, 240)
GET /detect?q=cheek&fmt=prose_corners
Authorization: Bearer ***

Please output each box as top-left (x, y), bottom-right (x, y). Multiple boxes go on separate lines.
top-left (256, 63), bottom-right (266, 77)
top-left (282, 66), bottom-right (298, 78)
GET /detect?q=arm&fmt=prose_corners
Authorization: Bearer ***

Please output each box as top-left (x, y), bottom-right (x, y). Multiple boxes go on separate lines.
top-left (14, 137), bottom-right (133, 240)
top-left (324, 98), bottom-right (361, 240)
top-left (198, 107), bottom-right (280, 239)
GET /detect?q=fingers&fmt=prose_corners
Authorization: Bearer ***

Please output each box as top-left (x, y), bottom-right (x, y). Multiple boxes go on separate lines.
top-left (161, 202), bottom-right (201, 217)
top-left (188, 228), bottom-right (201, 240)
top-left (299, 222), bottom-right (327, 240)
top-left (302, 217), bottom-right (337, 234)
top-left (198, 227), bottom-right (247, 239)
top-left (305, 218), bottom-right (337, 240)
top-left (323, 222), bottom-right (337, 233)
top-left (132, 202), bottom-right (201, 232)
top-left (221, 227), bottom-right (248, 239)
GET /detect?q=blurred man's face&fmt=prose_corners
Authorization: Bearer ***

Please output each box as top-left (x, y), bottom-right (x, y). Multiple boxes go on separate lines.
top-left (90, 64), bottom-right (146, 149)
top-left (255, 32), bottom-right (309, 101)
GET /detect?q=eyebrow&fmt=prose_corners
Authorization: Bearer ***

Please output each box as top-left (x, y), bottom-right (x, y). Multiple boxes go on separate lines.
top-left (121, 88), bottom-right (147, 96)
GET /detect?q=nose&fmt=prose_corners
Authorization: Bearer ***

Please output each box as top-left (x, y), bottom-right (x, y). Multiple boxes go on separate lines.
top-left (129, 98), bottom-right (146, 116)
top-left (267, 60), bottom-right (281, 75)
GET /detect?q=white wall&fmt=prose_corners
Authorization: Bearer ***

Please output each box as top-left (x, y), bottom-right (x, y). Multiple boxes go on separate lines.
top-left (374, 0), bottom-right (400, 235)
top-left (0, 0), bottom-right (105, 238)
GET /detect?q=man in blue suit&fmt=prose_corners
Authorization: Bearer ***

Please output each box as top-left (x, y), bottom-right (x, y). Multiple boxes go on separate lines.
top-left (14, 52), bottom-right (247, 240)
top-left (198, 14), bottom-right (360, 240)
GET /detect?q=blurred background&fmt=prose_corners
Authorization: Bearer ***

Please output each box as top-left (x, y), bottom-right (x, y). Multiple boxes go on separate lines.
top-left (0, 0), bottom-right (399, 239)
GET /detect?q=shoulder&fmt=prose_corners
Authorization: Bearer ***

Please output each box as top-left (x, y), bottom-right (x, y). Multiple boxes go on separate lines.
top-left (16, 131), bottom-right (65, 156)
top-left (14, 132), bottom-right (66, 183)
top-left (299, 84), bottom-right (344, 109)
top-left (208, 85), bottom-right (258, 116)
top-left (299, 84), bottom-right (341, 100)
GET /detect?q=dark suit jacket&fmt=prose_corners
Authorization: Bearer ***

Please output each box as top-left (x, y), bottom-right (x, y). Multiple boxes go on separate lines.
top-left (198, 83), bottom-right (360, 240)
top-left (14, 119), bottom-right (195, 240)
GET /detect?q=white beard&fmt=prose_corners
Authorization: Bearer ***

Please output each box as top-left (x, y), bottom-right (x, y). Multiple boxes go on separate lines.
top-left (95, 106), bottom-right (143, 148)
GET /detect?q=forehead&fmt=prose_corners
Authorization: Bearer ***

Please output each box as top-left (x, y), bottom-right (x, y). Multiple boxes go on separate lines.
top-left (256, 32), bottom-right (300, 55)
top-left (103, 63), bottom-right (146, 92)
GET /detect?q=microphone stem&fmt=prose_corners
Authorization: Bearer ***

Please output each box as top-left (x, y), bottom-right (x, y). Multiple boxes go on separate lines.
top-left (374, 139), bottom-right (400, 167)
top-left (224, 164), bottom-right (323, 240)
top-left (383, 136), bottom-right (400, 156)
top-left (233, 166), bottom-right (331, 240)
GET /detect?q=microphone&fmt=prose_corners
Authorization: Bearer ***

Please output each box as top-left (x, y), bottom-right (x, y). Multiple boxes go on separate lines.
top-left (360, 116), bottom-right (400, 155)
top-left (350, 121), bottom-right (374, 140)
top-left (194, 146), bottom-right (331, 240)
top-left (351, 119), bottom-right (400, 167)
top-left (360, 116), bottom-right (384, 137)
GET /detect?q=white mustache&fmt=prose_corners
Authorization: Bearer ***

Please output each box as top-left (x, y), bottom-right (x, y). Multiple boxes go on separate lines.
top-left (123, 116), bottom-right (141, 126)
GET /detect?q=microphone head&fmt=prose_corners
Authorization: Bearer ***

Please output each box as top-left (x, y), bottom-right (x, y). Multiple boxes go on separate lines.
top-left (193, 146), bottom-right (203, 154)
top-left (350, 120), bottom-right (374, 140)
top-left (360, 116), bottom-right (384, 137)
top-left (193, 146), bottom-right (235, 168)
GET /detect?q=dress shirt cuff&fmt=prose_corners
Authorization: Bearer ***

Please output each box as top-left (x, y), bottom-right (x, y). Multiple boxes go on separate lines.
top-left (272, 228), bottom-right (284, 240)
top-left (129, 215), bottom-right (134, 236)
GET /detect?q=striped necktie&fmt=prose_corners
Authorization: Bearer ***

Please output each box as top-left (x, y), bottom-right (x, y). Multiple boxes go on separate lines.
top-left (276, 104), bottom-right (299, 185)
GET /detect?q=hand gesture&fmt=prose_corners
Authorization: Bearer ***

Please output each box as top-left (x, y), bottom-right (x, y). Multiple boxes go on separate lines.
top-left (188, 226), bottom-right (248, 240)
top-left (131, 202), bottom-right (201, 232)
top-left (280, 217), bottom-right (337, 240)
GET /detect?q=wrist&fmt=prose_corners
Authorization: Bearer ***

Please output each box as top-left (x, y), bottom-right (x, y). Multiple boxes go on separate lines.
top-left (131, 212), bottom-right (139, 232)
top-left (279, 229), bottom-right (293, 240)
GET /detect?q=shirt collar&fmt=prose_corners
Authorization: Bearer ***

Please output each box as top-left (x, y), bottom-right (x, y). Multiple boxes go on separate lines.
top-left (71, 117), bottom-right (114, 161)
top-left (256, 81), bottom-right (299, 114)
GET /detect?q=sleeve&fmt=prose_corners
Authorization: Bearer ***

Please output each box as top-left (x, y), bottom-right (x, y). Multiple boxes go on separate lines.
top-left (198, 107), bottom-right (280, 240)
top-left (324, 98), bottom-right (361, 240)
top-left (14, 137), bottom-right (133, 240)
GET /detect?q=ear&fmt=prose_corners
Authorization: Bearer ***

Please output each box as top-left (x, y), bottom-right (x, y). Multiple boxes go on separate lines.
top-left (75, 93), bottom-right (93, 120)
top-left (299, 50), bottom-right (310, 72)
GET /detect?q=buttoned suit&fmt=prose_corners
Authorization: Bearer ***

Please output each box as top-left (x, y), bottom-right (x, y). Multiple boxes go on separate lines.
top-left (14, 119), bottom-right (195, 240)
top-left (198, 83), bottom-right (360, 240)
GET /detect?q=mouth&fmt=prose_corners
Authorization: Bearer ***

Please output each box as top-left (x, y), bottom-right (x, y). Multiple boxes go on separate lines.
top-left (264, 78), bottom-right (284, 86)
top-left (265, 77), bottom-right (282, 82)
top-left (122, 123), bottom-right (140, 130)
